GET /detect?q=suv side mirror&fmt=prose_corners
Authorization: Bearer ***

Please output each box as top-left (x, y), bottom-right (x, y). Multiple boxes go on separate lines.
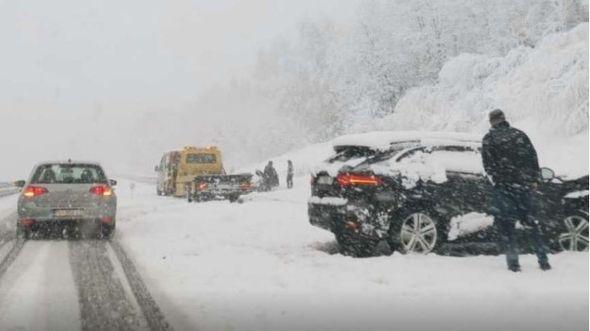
top-left (540, 167), bottom-right (555, 182)
top-left (109, 179), bottom-right (118, 186)
top-left (14, 180), bottom-right (25, 188)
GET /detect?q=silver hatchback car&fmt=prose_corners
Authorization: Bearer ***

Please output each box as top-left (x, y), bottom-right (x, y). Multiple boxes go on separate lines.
top-left (16, 161), bottom-right (117, 239)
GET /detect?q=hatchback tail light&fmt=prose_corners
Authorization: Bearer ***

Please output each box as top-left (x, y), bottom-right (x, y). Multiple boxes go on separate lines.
top-left (23, 186), bottom-right (48, 198)
top-left (337, 173), bottom-right (383, 187)
top-left (90, 185), bottom-right (113, 197)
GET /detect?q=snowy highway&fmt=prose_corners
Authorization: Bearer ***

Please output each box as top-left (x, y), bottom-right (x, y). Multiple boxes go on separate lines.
top-left (0, 1), bottom-right (587, 330)
top-left (0, 194), bottom-right (171, 331)
top-left (0, 177), bottom-right (587, 331)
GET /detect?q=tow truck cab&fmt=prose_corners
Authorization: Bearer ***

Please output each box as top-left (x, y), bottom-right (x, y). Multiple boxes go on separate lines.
top-left (156, 146), bottom-right (225, 197)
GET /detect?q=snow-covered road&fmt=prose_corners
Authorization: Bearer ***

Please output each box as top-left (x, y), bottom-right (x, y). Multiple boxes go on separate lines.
top-left (0, 193), bottom-right (171, 331)
top-left (0, 177), bottom-right (587, 331)
top-left (0, 240), bottom-right (79, 330)
top-left (116, 177), bottom-right (588, 331)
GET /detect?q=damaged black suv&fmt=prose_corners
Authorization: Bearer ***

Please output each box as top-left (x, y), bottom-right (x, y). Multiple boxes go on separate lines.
top-left (308, 132), bottom-right (589, 257)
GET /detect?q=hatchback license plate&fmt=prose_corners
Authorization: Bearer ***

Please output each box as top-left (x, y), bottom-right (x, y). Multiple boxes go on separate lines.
top-left (317, 176), bottom-right (333, 185)
top-left (54, 209), bottom-right (84, 218)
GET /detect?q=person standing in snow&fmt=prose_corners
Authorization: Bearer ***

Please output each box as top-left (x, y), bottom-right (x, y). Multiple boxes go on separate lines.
top-left (482, 109), bottom-right (551, 272)
top-left (286, 160), bottom-right (294, 189)
top-left (263, 161), bottom-right (279, 190)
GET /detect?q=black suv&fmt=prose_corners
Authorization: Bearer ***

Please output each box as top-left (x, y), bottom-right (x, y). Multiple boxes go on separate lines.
top-left (308, 132), bottom-right (589, 257)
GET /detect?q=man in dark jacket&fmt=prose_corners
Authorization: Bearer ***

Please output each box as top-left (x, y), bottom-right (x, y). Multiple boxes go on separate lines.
top-left (263, 161), bottom-right (279, 190)
top-left (482, 109), bottom-right (550, 272)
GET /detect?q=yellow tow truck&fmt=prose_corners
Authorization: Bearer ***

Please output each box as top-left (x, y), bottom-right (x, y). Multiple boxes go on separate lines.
top-left (155, 146), bottom-right (252, 202)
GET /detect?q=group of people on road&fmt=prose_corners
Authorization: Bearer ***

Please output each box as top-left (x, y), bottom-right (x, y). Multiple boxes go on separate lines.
top-left (261, 160), bottom-right (294, 191)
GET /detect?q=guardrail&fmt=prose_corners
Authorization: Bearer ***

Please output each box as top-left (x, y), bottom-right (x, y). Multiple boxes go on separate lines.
top-left (0, 187), bottom-right (20, 198)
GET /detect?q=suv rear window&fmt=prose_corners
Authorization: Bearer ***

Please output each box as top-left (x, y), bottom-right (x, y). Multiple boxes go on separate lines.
top-left (328, 146), bottom-right (377, 163)
top-left (372, 145), bottom-right (483, 174)
top-left (355, 144), bottom-right (484, 176)
top-left (31, 164), bottom-right (108, 184)
top-left (353, 142), bottom-right (420, 169)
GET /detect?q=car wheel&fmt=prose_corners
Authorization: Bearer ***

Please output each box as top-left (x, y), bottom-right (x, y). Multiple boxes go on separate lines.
top-left (100, 223), bottom-right (116, 239)
top-left (16, 224), bottom-right (31, 240)
top-left (157, 188), bottom-right (162, 196)
top-left (192, 194), bottom-right (203, 203)
top-left (389, 208), bottom-right (445, 254)
top-left (335, 232), bottom-right (378, 257)
top-left (228, 194), bottom-right (240, 203)
top-left (557, 210), bottom-right (588, 252)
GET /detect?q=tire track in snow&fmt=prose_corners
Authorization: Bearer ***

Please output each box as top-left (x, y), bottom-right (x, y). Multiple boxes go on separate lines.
top-left (0, 239), bottom-right (25, 281)
top-left (69, 240), bottom-right (144, 331)
top-left (0, 211), bottom-right (17, 244)
top-left (0, 211), bottom-right (22, 281)
top-left (1, 202), bottom-right (172, 330)
top-left (110, 240), bottom-right (173, 331)
top-left (69, 240), bottom-right (173, 331)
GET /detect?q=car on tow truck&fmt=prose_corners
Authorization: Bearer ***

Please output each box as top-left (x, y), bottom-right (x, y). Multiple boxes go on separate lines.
top-left (308, 131), bottom-right (589, 257)
top-left (189, 173), bottom-right (253, 203)
top-left (15, 161), bottom-right (117, 239)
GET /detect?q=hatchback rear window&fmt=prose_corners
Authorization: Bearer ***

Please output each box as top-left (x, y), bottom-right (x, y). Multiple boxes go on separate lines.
top-left (31, 164), bottom-right (108, 184)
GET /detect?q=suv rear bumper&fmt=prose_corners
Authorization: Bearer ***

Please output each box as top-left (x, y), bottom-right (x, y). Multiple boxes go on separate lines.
top-left (309, 196), bottom-right (391, 239)
top-left (308, 197), bottom-right (348, 232)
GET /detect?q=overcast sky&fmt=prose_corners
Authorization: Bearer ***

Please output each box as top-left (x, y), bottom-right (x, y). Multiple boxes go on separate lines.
top-left (0, 0), bottom-right (356, 178)
top-left (0, 0), bottom-right (355, 110)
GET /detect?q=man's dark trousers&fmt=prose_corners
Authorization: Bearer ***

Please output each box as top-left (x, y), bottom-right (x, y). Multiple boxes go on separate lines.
top-left (492, 184), bottom-right (549, 268)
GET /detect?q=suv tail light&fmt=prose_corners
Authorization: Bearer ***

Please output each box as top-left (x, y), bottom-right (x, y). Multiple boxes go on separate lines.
top-left (337, 173), bottom-right (383, 187)
top-left (89, 185), bottom-right (113, 197)
top-left (23, 186), bottom-right (48, 198)
top-left (197, 182), bottom-right (208, 191)
top-left (20, 218), bottom-right (36, 227)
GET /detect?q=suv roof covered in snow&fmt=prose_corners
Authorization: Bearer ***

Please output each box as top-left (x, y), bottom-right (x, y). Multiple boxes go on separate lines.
top-left (331, 131), bottom-right (481, 152)
top-left (316, 131), bottom-right (481, 177)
